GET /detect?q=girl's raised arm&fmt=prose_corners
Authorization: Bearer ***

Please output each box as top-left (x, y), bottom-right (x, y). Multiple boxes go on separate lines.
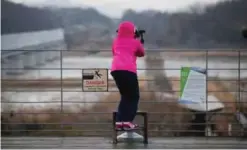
top-left (135, 40), bottom-right (145, 57)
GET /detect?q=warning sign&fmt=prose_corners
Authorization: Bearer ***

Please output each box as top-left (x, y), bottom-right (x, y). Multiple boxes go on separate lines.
top-left (82, 69), bottom-right (108, 92)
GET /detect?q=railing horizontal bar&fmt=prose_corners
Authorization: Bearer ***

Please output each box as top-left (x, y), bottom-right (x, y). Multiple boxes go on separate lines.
top-left (1, 112), bottom-right (237, 115)
top-left (1, 136), bottom-right (243, 139)
top-left (1, 79), bottom-right (246, 82)
top-left (2, 129), bottom-right (243, 132)
top-left (2, 90), bottom-right (247, 92)
top-left (1, 134), bottom-right (237, 139)
top-left (1, 49), bottom-right (247, 52)
top-left (1, 68), bottom-right (247, 70)
top-left (1, 101), bottom-right (244, 104)
top-left (1, 122), bottom-right (242, 125)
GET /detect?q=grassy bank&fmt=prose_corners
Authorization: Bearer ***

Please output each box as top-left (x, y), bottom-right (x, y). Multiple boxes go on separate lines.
top-left (1, 76), bottom-right (150, 88)
top-left (1, 82), bottom-right (190, 137)
top-left (1, 76), bottom-right (245, 137)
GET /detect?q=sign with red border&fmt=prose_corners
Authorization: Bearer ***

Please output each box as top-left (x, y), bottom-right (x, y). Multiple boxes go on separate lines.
top-left (82, 69), bottom-right (108, 92)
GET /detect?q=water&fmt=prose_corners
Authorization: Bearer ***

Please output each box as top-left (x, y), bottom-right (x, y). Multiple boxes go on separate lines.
top-left (1, 29), bottom-right (64, 50)
top-left (7, 56), bottom-right (247, 79)
top-left (2, 55), bottom-right (247, 112)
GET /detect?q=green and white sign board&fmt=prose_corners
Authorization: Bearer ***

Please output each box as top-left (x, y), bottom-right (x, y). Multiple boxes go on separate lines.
top-left (179, 67), bottom-right (224, 112)
top-left (179, 67), bottom-right (208, 111)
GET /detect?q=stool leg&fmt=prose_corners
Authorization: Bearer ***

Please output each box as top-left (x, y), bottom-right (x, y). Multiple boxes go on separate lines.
top-left (113, 112), bottom-right (117, 144)
top-left (143, 113), bottom-right (148, 144)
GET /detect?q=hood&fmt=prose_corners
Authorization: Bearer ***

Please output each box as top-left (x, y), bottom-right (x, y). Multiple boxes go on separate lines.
top-left (117, 21), bottom-right (135, 38)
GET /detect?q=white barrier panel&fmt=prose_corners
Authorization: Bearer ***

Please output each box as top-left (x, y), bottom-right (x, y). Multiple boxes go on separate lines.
top-left (36, 51), bottom-right (45, 66)
top-left (1, 58), bottom-right (8, 78)
top-left (5, 55), bottom-right (25, 75)
top-left (46, 51), bottom-right (54, 61)
top-left (16, 54), bottom-right (25, 74)
top-left (24, 52), bottom-right (36, 68)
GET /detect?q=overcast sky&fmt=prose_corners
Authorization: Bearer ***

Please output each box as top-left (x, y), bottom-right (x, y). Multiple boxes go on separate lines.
top-left (9, 0), bottom-right (225, 18)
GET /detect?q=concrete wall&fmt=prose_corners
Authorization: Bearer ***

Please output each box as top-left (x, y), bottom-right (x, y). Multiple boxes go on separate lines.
top-left (1, 28), bottom-right (67, 78)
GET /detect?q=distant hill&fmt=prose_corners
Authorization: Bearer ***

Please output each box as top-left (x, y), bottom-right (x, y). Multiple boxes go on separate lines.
top-left (1, 0), bottom-right (60, 34)
top-left (1, 0), bottom-right (114, 34)
top-left (120, 0), bottom-right (247, 48)
top-left (2, 0), bottom-right (247, 48)
top-left (53, 7), bottom-right (114, 28)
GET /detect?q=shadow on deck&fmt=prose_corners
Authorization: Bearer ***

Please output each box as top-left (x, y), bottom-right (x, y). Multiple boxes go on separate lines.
top-left (1, 137), bottom-right (247, 149)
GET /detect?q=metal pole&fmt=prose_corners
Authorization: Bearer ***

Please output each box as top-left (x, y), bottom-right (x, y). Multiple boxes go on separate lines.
top-left (113, 112), bottom-right (117, 144)
top-left (206, 50), bottom-right (208, 137)
top-left (60, 50), bottom-right (64, 142)
top-left (238, 50), bottom-right (241, 115)
top-left (144, 113), bottom-right (148, 144)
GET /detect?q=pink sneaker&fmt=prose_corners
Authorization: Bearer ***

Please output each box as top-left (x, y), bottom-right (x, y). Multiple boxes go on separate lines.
top-left (123, 122), bottom-right (138, 129)
top-left (115, 122), bottom-right (124, 129)
top-left (115, 122), bottom-right (138, 130)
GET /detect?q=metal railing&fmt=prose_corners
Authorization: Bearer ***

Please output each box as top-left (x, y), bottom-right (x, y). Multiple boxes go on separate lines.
top-left (1, 49), bottom-right (247, 137)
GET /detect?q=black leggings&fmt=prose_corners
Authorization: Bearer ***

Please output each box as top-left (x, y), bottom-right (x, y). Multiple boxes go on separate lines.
top-left (111, 70), bottom-right (140, 122)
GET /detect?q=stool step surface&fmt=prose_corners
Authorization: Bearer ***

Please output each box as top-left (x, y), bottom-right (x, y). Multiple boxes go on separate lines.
top-left (115, 126), bottom-right (144, 131)
top-left (113, 111), bottom-right (147, 115)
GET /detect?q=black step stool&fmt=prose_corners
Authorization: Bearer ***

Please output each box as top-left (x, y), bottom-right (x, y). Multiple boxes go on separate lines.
top-left (112, 111), bottom-right (148, 144)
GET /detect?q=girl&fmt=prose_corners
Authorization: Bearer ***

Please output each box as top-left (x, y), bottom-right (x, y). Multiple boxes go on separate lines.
top-left (111, 21), bottom-right (145, 129)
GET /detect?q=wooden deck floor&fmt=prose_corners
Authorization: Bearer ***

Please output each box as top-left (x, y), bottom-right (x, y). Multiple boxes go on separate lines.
top-left (2, 137), bottom-right (247, 149)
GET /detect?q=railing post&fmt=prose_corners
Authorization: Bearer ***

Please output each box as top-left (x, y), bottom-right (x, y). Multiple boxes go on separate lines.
top-left (206, 50), bottom-right (209, 137)
top-left (107, 69), bottom-right (109, 92)
top-left (237, 50), bottom-right (241, 135)
top-left (112, 112), bottom-right (117, 144)
top-left (60, 50), bottom-right (64, 137)
top-left (238, 50), bottom-right (241, 113)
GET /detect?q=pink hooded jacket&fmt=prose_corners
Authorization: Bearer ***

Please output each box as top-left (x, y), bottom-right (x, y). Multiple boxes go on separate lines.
top-left (111, 21), bottom-right (145, 74)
